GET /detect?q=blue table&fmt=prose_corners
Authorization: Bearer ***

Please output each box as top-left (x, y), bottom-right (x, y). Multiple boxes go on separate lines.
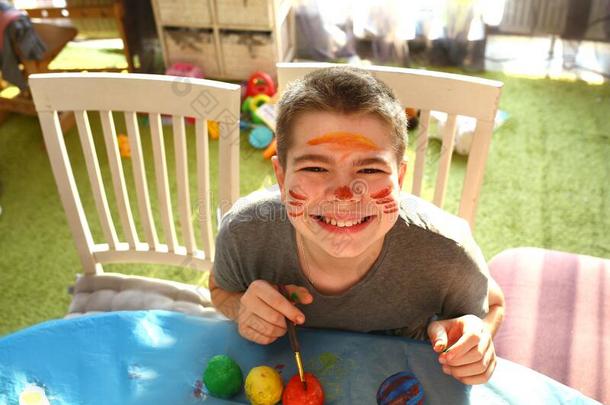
top-left (0, 311), bottom-right (600, 404)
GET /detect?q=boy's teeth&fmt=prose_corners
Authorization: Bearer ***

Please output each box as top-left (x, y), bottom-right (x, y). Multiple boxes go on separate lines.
top-left (320, 216), bottom-right (367, 227)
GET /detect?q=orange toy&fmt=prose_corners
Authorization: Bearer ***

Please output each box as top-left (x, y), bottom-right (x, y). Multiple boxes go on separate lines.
top-left (117, 134), bottom-right (130, 158)
top-left (262, 138), bottom-right (277, 159)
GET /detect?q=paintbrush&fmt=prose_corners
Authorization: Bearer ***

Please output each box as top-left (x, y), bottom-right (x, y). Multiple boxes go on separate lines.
top-left (278, 284), bottom-right (307, 391)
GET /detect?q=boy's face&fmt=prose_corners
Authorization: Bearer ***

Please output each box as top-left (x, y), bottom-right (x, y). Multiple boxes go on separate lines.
top-left (272, 111), bottom-right (407, 259)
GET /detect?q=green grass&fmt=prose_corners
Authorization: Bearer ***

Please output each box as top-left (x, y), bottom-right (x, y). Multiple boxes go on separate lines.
top-left (1, 50), bottom-right (609, 337)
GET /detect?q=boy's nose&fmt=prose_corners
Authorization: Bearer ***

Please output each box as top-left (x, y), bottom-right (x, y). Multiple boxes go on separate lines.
top-left (334, 185), bottom-right (353, 200)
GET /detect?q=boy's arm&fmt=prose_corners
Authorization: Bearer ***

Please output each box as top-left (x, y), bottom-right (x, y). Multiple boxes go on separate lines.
top-left (483, 276), bottom-right (505, 336)
top-left (209, 271), bottom-right (243, 320)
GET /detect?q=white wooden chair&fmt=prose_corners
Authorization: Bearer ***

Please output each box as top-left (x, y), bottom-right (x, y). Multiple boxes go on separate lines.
top-left (29, 73), bottom-right (241, 318)
top-left (276, 62), bottom-right (503, 230)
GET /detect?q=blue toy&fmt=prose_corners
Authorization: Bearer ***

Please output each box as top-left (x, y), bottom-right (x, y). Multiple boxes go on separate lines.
top-left (248, 126), bottom-right (273, 149)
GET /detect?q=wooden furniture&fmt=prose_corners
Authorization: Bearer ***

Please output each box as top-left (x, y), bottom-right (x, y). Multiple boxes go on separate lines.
top-left (24, 1), bottom-right (134, 72)
top-left (489, 247), bottom-right (610, 405)
top-left (151, 0), bottom-right (295, 80)
top-left (0, 22), bottom-right (77, 131)
top-left (276, 62), bottom-right (503, 229)
top-left (29, 73), bottom-right (241, 316)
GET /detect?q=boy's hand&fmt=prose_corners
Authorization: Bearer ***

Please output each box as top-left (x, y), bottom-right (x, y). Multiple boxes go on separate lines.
top-left (427, 314), bottom-right (496, 385)
top-left (238, 280), bottom-right (313, 345)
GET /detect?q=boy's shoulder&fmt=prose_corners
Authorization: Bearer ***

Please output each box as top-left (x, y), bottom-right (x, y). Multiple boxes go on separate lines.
top-left (397, 192), bottom-right (474, 249)
top-left (219, 185), bottom-right (286, 230)
top-left (397, 192), bottom-right (486, 270)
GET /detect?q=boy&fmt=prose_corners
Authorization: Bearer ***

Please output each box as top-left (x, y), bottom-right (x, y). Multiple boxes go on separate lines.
top-left (210, 66), bottom-right (505, 385)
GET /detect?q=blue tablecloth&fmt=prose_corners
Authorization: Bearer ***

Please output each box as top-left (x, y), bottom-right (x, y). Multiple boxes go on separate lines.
top-left (0, 311), bottom-right (600, 405)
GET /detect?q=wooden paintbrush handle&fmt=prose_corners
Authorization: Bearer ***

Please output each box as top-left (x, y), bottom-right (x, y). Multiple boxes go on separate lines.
top-left (278, 284), bottom-right (300, 352)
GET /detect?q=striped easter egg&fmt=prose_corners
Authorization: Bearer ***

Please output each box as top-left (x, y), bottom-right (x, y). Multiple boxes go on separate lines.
top-left (376, 371), bottom-right (424, 405)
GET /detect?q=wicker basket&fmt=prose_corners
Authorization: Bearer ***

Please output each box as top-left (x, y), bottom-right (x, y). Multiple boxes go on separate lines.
top-left (220, 31), bottom-right (275, 80)
top-left (215, 0), bottom-right (272, 28)
top-left (157, 0), bottom-right (212, 26)
top-left (164, 28), bottom-right (220, 78)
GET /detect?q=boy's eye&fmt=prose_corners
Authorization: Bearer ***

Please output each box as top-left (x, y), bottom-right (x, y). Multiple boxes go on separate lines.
top-left (359, 168), bottom-right (384, 174)
top-left (301, 167), bottom-right (327, 173)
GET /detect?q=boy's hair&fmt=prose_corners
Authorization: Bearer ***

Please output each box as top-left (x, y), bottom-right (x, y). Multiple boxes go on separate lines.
top-left (276, 66), bottom-right (408, 168)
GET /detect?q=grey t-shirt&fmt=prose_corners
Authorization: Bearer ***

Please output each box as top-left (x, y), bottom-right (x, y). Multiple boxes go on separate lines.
top-left (213, 187), bottom-right (489, 340)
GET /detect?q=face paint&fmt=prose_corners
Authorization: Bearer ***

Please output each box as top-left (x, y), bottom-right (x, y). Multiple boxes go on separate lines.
top-left (287, 188), bottom-right (307, 218)
top-left (370, 185), bottom-right (398, 214)
top-left (370, 186), bottom-right (392, 199)
top-left (307, 131), bottom-right (380, 152)
top-left (334, 185), bottom-right (353, 200)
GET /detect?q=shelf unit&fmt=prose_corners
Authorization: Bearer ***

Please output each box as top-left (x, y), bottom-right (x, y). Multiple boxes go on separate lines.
top-left (151, 0), bottom-right (295, 80)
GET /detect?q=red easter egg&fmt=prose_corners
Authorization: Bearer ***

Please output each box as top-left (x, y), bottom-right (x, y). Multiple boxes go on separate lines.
top-left (282, 372), bottom-right (324, 405)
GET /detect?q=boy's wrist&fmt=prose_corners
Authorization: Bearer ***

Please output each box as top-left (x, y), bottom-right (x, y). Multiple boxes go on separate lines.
top-left (211, 288), bottom-right (243, 321)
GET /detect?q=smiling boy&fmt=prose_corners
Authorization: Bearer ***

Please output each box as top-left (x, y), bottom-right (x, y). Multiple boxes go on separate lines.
top-left (210, 66), bottom-right (505, 384)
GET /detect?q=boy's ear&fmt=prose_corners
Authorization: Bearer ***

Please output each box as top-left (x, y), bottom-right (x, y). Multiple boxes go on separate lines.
top-left (271, 156), bottom-right (286, 195)
top-left (398, 159), bottom-right (407, 189)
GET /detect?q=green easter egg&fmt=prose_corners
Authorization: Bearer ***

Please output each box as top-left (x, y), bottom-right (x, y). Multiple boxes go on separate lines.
top-left (203, 354), bottom-right (243, 399)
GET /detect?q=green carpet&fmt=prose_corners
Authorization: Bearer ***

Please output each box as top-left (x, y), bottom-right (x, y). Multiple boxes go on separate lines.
top-left (1, 54), bottom-right (609, 337)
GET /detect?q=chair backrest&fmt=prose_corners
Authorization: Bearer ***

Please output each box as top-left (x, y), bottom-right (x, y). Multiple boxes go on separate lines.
top-left (30, 73), bottom-right (241, 275)
top-left (276, 62), bottom-right (503, 229)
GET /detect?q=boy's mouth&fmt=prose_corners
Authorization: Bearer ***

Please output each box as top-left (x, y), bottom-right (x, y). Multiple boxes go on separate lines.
top-left (309, 214), bottom-right (375, 233)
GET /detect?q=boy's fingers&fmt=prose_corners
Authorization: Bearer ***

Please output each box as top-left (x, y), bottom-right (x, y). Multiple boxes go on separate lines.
top-left (240, 324), bottom-right (281, 345)
top-left (442, 322), bottom-right (484, 361)
top-left (243, 313), bottom-right (287, 339)
top-left (427, 321), bottom-right (448, 352)
top-left (250, 299), bottom-right (288, 329)
top-left (283, 284), bottom-right (314, 305)
top-left (258, 284), bottom-right (306, 324)
top-left (447, 334), bottom-right (492, 366)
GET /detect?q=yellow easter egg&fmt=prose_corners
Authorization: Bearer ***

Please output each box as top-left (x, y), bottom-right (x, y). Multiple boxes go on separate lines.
top-left (244, 366), bottom-right (283, 405)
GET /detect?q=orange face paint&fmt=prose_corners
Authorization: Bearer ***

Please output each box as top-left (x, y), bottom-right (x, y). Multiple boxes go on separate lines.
top-left (307, 131), bottom-right (380, 152)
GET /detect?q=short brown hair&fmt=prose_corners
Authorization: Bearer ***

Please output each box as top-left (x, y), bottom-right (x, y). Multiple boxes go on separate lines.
top-left (275, 66), bottom-right (408, 168)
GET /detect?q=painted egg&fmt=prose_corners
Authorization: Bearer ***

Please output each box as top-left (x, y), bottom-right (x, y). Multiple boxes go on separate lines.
top-left (203, 354), bottom-right (243, 399)
top-left (19, 384), bottom-right (50, 405)
top-left (282, 372), bottom-right (324, 405)
top-left (376, 371), bottom-right (424, 405)
top-left (244, 366), bottom-right (283, 405)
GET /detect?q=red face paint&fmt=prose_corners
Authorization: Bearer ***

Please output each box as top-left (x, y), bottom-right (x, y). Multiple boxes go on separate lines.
top-left (287, 188), bottom-right (307, 218)
top-left (289, 189), bottom-right (307, 200)
top-left (334, 185), bottom-right (353, 200)
top-left (371, 185), bottom-right (398, 215)
top-left (370, 186), bottom-right (392, 199)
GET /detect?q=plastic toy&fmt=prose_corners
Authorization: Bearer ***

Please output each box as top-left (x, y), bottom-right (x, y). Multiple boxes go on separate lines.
top-left (208, 120), bottom-right (219, 140)
top-left (405, 107), bottom-right (420, 130)
top-left (248, 94), bottom-right (271, 124)
top-left (246, 71), bottom-right (276, 98)
top-left (244, 366), bottom-right (283, 405)
top-left (249, 126), bottom-right (273, 149)
top-left (203, 355), bottom-right (243, 399)
top-left (262, 138), bottom-right (277, 159)
top-left (165, 62), bottom-right (204, 79)
top-left (282, 372), bottom-right (324, 405)
top-left (117, 134), bottom-right (130, 158)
